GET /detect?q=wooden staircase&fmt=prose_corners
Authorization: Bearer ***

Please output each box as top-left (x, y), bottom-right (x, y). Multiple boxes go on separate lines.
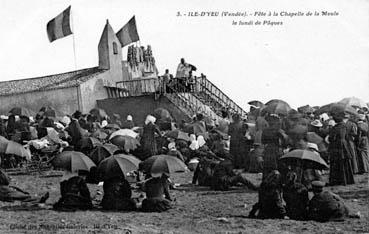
top-left (111, 75), bottom-right (248, 121)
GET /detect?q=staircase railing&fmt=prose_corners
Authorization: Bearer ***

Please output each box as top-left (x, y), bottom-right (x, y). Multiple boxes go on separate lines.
top-left (116, 78), bottom-right (160, 96)
top-left (196, 76), bottom-right (248, 118)
top-left (164, 83), bottom-right (220, 121)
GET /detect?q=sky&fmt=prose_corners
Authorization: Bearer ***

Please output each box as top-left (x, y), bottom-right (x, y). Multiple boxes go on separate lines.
top-left (0, 0), bottom-right (368, 110)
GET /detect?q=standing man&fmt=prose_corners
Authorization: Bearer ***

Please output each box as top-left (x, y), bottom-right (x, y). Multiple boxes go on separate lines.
top-left (229, 113), bottom-right (248, 169)
top-left (175, 58), bottom-right (197, 92)
top-left (162, 69), bottom-right (172, 93)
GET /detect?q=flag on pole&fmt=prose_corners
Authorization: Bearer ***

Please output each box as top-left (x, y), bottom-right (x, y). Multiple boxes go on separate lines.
top-left (116, 16), bottom-right (140, 47)
top-left (46, 6), bottom-right (73, 42)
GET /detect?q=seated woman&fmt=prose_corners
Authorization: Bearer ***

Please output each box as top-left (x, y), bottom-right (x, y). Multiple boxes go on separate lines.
top-left (210, 158), bottom-right (258, 191)
top-left (192, 156), bottom-right (219, 186)
top-left (249, 170), bottom-right (287, 219)
top-left (101, 176), bottom-right (136, 211)
top-left (307, 181), bottom-right (353, 222)
top-left (283, 171), bottom-right (309, 220)
top-left (0, 170), bottom-right (49, 203)
top-left (53, 170), bottom-right (92, 211)
top-left (141, 175), bottom-right (172, 212)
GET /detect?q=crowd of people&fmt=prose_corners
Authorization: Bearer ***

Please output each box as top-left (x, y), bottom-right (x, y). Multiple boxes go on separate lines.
top-left (0, 99), bottom-right (366, 222)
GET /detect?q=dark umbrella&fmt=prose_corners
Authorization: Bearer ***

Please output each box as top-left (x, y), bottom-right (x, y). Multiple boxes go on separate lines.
top-left (262, 101), bottom-right (291, 116)
top-left (330, 103), bottom-right (358, 117)
top-left (78, 137), bottom-right (102, 150)
top-left (102, 143), bottom-right (120, 154)
top-left (97, 154), bottom-right (141, 181)
top-left (339, 97), bottom-right (367, 109)
top-left (265, 99), bottom-right (289, 106)
top-left (139, 155), bottom-right (187, 177)
top-left (51, 151), bottom-right (96, 172)
top-left (248, 100), bottom-right (265, 108)
top-left (3, 141), bottom-right (32, 160)
top-left (89, 144), bottom-right (118, 165)
top-left (315, 103), bottom-right (358, 117)
top-left (314, 103), bottom-right (335, 115)
top-left (0, 136), bottom-right (9, 152)
top-left (165, 129), bottom-right (190, 142)
top-left (110, 135), bottom-right (140, 152)
top-left (279, 149), bottom-right (328, 170)
top-left (104, 123), bottom-right (121, 130)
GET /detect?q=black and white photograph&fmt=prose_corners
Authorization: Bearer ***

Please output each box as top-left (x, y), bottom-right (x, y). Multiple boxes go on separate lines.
top-left (0, 0), bottom-right (368, 233)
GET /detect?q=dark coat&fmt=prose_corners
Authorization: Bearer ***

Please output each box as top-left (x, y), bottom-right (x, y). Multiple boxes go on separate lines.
top-left (229, 120), bottom-right (248, 168)
top-left (345, 120), bottom-right (358, 173)
top-left (53, 176), bottom-right (92, 211)
top-left (101, 177), bottom-right (136, 211)
top-left (141, 122), bottom-right (161, 157)
top-left (283, 182), bottom-right (309, 220)
top-left (307, 191), bottom-right (349, 222)
top-left (262, 128), bottom-right (284, 174)
top-left (328, 122), bottom-right (355, 186)
top-left (141, 177), bottom-right (172, 212)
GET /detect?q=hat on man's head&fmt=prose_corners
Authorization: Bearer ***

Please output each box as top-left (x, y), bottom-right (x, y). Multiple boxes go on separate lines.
top-left (311, 180), bottom-right (325, 192)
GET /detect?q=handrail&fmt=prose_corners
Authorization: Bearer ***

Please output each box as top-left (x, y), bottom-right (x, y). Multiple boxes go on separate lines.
top-left (196, 76), bottom-right (247, 117)
top-left (116, 78), bottom-right (159, 96)
top-left (114, 75), bottom-right (247, 118)
top-left (164, 83), bottom-right (220, 121)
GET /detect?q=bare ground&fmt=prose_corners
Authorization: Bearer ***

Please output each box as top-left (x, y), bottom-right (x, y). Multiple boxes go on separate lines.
top-left (0, 171), bottom-right (368, 234)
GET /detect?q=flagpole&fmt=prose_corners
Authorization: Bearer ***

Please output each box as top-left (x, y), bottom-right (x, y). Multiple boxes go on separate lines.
top-left (70, 6), bottom-right (77, 70)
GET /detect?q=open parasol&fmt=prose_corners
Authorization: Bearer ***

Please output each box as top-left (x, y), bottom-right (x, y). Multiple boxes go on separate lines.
top-left (279, 149), bottom-right (328, 170)
top-left (97, 154), bottom-right (141, 181)
top-left (89, 144), bottom-right (119, 165)
top-left (110, 135), bottom-right (140, 153)
top-left (338, 97), bottom-right (368, 109)
top-left (3, 141), bottom-right (32, 160)
top-left (51, 151), bottom-right (96, 172)
top-left (262, 100), bottom-right (291, 116)
top-left (109, 129), bottom-right (138, 140)
top-left (139, 155), bottom-right (187, 177)
top-left (248, 100), bottom-right (265, 108)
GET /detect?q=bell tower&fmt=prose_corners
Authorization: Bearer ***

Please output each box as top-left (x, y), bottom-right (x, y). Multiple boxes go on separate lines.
top-left (97, 20), bottom-right (123, 83)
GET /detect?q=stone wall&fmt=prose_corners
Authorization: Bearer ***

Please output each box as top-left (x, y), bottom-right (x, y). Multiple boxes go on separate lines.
top-left (0, 87), bottom-right (79, 116)
top-left (97, 95), bottom-right (191, 126)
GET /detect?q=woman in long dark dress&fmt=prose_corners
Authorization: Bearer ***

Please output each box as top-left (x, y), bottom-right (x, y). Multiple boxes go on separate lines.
top-left (101, 176), bottom-right (136, 211)
top-left (262, 115), bottom-right (285, 177)
top-left (283, 171), bottom-right (309, 220)
top-left (53, 171), bottom-right (93, 211)
top-left (249, 170), bottom-right (286, 219)
top-left (328, 114), bottom-right (355, 186)
top-left (141, 115), bottom-right (161, 158)
top-left (229, 114), bottom-right (248, 169)
top-left (345, 118), bottom-right (359, 174)
top-left (357, 115), bottom-right (369, 174)
top-left (141, 175), bottom-right (172, 212)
